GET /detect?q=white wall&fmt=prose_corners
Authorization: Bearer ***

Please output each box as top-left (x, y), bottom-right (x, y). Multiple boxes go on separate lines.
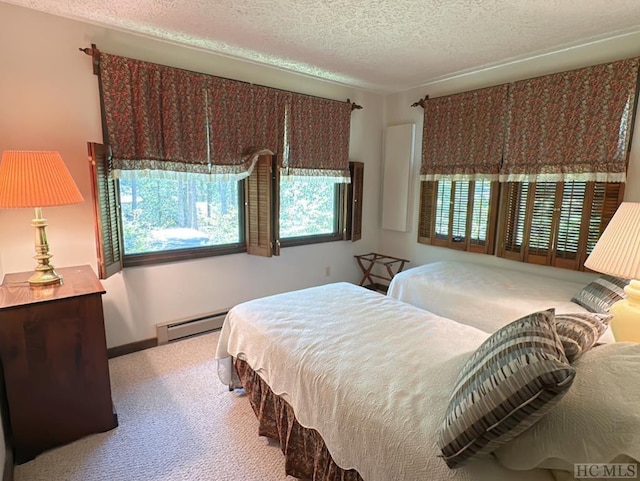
top-left (0, 3), bottom-right (384, 348)
top-left (381, 33), bottom-right (640, 285)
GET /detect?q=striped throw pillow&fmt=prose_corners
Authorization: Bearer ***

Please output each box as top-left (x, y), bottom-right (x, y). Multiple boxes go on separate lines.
top-left (571, 275), bottom-right (630, 314)
top-left (555, 313), bottom-right (612, 363)
top-left (437, 309), bottom-right (575, 469)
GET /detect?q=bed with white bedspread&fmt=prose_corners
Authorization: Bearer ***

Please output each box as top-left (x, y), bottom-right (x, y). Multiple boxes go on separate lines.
top-left (216, 282), bottom-right (555, 481)
top-left (387, 260), bottom-right (613, 339)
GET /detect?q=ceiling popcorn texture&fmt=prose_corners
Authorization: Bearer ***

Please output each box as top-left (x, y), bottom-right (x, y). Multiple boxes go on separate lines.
top-left (4, 0), bottom-right (640, 92)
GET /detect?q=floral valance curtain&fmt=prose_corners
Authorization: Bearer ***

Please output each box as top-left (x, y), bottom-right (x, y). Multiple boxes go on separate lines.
top-left (420, 85), bottom-right (508, 181)
top-left (99, 52), bottom-right (356, 182)
top-left (99, 53), bottom-right (284, 180)
top-left (501, 57), bottom-right (640, 182)
top-left (100, 53), bottom-right (211, 175)
top-left (207, 79), bottom-right (284, 177)
top-left (284, 93), bottom-right (352, 181)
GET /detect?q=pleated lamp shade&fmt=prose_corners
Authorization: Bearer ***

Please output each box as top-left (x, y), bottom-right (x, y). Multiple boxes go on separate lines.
top-left (584, 202), bottom-right (640, 343)
top-left (0, 150), bottom-right (84, 286)
top-left (0, 151), bottom-right (84, 208)
top-left (584, 202), bottom-right (640, 279)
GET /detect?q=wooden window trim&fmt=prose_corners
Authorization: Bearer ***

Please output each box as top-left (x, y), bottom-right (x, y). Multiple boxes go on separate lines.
top-left (280, 233), bottom-right (345, 248)
top-left (123, 243), bottom-right (246, 267)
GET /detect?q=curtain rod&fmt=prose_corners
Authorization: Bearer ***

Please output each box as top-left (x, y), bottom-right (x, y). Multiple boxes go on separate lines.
top-left (79, 44), bottom-right (100, 75)
top-left (411, 95), bottom-right (429, 108)
top-left (79, 44), bottom-right (363, 111)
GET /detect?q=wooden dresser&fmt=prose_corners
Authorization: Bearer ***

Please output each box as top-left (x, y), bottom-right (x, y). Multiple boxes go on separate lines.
top-left (0, 265), bottom-right (117, 464)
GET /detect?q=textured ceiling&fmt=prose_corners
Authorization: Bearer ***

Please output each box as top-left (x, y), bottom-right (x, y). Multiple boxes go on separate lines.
top-left (5, 0), bottom-right (640, 93)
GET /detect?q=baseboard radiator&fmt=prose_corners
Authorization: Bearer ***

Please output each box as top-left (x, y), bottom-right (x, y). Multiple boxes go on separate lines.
top-left (156, 309), bottom-right (228, 345)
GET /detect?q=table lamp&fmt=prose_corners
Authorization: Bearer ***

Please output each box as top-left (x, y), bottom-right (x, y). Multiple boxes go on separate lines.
top-left (584, 202), bottom-right (640, 342)
top-left (0, 150), bottom-right (84, 287)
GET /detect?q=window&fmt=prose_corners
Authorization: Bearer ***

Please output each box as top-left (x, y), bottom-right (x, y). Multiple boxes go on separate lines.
top-left (418, 180), bottom-right (498, 254)
top-left (92, 50), bottom-right (359, 276)
top-left (90, 152), bottom-right (246, 269)
top-left (279, 177), bottom-right (342, 243)
top-left (119, 176), bottom-right (243, 256)
top-left (498, 181), bottom-right (624, 270)
top-left (418, 178), bottom-right (624, 271)
top-left (90, 146), bottom-right (364, 277)
top-left (244, 157), bottom-right (363, 256)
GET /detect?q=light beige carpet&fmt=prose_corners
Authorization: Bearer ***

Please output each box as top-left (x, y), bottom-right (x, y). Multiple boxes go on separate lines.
top-left (15, 331), bottom-right (297, 481)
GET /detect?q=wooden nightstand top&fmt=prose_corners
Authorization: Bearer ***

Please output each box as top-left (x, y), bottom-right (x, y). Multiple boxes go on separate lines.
top-left (0, 265), bottom-right (105, 309)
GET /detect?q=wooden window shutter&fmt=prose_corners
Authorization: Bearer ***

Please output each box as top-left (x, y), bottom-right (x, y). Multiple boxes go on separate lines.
top-left (526, 182), bottom-right (560, 266)
top-left (553, 182), bottom-right (587, 269)
top-left (580, 182), bottom-right (624, 270)
top-left (499, 182), bottom-right (561, 266)
top-left (448, 181), bottom-right (470, 250)
top-left (498, 182), bottom-right (529, 261)
top-left (585, 183), bottom-right (625, 254)
top-left (345, 161), bottom-right (364, 241)
top-left (468, 180), bottom-right (499, 254)
top-left (245, 155), bottom-right (280, 257)
top-left (418, 181), bottom-right (437, 244)
top-left (498, 181), bottom-right (624, 270)
top-left (419, 180), bottom-right (496, 254)
top-left (432, 180), bottom-right (452, 248)
top-left (87, 142), bottom-right (123, 279)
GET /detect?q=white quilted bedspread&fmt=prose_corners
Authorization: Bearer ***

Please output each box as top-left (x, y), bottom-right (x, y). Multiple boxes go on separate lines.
top-left (215, 282), bottom-right (554, 481)
top-left (388, 261), bottom-right (601, 335)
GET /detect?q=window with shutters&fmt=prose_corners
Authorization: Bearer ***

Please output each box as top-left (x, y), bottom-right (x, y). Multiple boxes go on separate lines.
top-left (88, 49), bottom-right (360, 276)
top-left (413, 57), bottom-right (637, 269)
top-left (497, 181), bottom-right (624, 270)
top-left (90, 146), bottom-right (364, 275)
top-left (89, 151), bottom-right (356, 267)
top-left (246, 159), bottom-right (364, 253)
top-left (89, 143), bottom-right (247, 269)
top-left (91, 164), bottom-right (359, 267)
top-left (418, 179), bottom-right (498, 254)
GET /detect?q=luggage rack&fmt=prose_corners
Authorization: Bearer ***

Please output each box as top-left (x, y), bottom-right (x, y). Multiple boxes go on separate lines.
top-left (354, 252), bottom-right (410, 293)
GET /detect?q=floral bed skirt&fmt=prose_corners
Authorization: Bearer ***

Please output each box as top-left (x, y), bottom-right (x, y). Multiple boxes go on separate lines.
top-left (235, 358), bottom-right (363, 481)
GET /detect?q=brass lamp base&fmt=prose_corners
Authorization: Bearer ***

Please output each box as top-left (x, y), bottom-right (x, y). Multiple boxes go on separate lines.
top-left (28, 267), bottom-right (63, 287)
top-left (610, 280), bottom-right (640, 343)
top-left (29, 207), bottom-right (63, 287)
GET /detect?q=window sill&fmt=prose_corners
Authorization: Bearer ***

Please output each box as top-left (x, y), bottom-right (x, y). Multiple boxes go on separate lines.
top-left (123, 243), bottom-right (246, 268)
top-left (280, 233), bottom-right (344, 248)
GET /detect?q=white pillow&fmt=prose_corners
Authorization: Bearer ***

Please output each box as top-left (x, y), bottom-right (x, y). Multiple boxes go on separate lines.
top-left (494, 342), bottom-right (640, 471)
